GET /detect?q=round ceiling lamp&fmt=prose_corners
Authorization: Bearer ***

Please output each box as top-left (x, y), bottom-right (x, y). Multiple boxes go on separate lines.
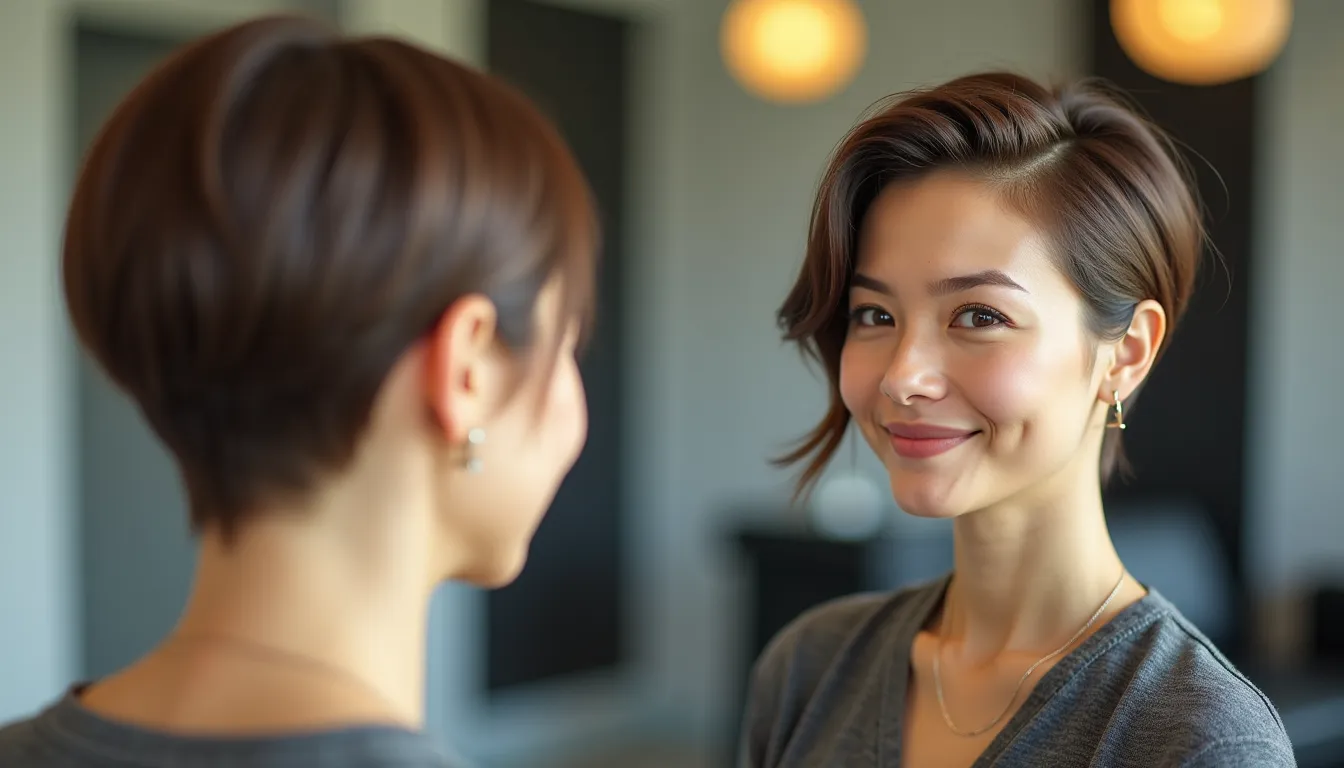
top-left (721, 0), bottom-right (867, 104)
top-left (1110, 0), bottom-right (1293, 86)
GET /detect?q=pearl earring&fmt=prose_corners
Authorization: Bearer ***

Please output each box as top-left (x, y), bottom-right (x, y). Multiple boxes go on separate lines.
top-left (464, 427), bottom-right (486, 472)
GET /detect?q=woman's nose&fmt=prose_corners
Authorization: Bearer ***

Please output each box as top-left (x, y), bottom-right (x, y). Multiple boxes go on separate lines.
top-left (878, 332), bottom-right (947, 405)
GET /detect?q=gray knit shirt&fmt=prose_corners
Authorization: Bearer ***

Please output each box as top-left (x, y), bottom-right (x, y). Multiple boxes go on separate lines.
top-left (0, 688), bottom-right (465, 767)
top-left (739, 576), bottom-right (1296, 767)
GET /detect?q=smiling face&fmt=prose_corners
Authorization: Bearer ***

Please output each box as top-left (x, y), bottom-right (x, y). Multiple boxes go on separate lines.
top-left (841, 170), bottom-right (1116, 518)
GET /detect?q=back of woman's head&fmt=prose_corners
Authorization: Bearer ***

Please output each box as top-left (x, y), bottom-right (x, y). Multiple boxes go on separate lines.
top-left (64, 15), bottom-right (597, 537)
top-left (778, 71), bottom-right (1203, 492)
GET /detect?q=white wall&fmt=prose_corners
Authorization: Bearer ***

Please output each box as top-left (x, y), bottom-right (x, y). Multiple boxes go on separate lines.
top-left (1249, 1), bottom-right (1344, 600)
top-left (0, 0), bottom-right (76, 722)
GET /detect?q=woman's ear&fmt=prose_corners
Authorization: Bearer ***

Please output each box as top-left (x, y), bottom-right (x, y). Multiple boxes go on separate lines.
top-left (423, 294), bottom-right (501, 443)
top-left (1101, 298), bottom-right (1167, 402)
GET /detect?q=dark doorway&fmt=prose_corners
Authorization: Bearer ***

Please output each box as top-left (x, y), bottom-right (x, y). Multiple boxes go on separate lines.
top-left (74, 24), bottom-right (196, 682)
top-left (484, 0), bottom-right (630, 692)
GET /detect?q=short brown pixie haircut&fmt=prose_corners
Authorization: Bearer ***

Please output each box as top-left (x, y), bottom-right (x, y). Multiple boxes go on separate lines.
top-left (63, 15), bottom-right (597, 536)
top-left (777, 72), bottom-right (1204, 494)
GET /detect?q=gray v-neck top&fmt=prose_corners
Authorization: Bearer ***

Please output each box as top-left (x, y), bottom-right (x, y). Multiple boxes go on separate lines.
top-left (738, 575), bottom-right (1295, 767)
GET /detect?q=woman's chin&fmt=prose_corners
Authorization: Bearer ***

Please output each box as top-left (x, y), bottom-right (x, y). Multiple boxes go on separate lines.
top-left (442, 542), bottom-right (531, 589)
top-left (896, 502), bottom-right (963, 520)
top-left (889, 480), bottom-right (966, 520)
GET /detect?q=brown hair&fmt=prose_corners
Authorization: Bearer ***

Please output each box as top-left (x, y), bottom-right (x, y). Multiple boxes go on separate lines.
top-left (776, 72), bottom-right (1203, 494)
top-left (63, 15), bottom-right (597, 537)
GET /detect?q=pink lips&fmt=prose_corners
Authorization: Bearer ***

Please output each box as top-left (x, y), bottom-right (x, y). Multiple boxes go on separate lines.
top-left (884, 422), bottom-right (979, 459)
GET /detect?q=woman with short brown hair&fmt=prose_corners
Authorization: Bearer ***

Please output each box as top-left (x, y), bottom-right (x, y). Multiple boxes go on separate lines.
top-left (740, 73), bottom-right (1293, 768)
top-left (0, 14), bottom-right (597, 767)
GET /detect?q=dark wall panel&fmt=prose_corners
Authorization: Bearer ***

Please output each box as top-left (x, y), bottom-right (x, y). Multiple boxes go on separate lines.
top-left (484, 0), bottom-right (630, 692)
top-left (1089, 0), bottom-right (1259, 652)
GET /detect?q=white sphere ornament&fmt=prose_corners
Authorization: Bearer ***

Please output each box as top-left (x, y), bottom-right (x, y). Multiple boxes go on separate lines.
top-left (810, 471), bottom-right (886, 540)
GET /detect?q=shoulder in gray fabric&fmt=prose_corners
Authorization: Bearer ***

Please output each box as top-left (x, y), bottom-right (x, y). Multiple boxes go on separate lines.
top-left (0, 691), bottom-right (469, 768)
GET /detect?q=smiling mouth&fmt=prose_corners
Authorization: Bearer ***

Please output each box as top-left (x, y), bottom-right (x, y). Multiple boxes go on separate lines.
top-left (885, 429), bottom-right (981, 459)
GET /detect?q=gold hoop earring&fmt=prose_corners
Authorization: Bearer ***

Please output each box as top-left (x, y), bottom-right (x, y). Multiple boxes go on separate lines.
top-left (464, 427), bottom-right (486, 472)
top-left (1106, 390), bottom-right (1126, 430)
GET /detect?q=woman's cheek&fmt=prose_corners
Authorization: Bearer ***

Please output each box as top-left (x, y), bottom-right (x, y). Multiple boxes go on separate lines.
top-left (839, 341), bottom-right (883, 415)
top-left (957, 347), bottom-right (1049, 426)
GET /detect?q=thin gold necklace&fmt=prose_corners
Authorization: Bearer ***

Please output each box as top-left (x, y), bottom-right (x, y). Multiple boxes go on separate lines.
top-left (169, 633), bottom-right (409, 722)
top-left (931, 570), bottom-right (1126, 738)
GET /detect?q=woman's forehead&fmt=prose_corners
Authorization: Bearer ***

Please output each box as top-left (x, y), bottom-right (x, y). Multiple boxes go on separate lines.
top-left (855, 173), bottom-right (1057, 291)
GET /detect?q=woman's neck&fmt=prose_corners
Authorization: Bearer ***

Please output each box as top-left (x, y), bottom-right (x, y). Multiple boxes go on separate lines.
top-left (942, 467), bottom-right (1133, 660)
top-left (166, 509), bottom-right (435, 728)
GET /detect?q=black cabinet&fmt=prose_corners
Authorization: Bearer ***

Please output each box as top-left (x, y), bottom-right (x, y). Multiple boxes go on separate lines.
top-left (729, 523), bottom-right (952, 758)
top-left (734, 526), bottom-right (951, 665)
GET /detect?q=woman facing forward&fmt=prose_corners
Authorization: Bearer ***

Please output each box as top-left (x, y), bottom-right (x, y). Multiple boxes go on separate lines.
top-left (739, 73), bottom-right (1294, 768)
top-left (0, 14), bottom-right (595, 768)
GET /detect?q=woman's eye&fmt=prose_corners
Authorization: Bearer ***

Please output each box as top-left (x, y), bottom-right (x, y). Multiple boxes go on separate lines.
top-left (850, 306), bottom-right (894, 326)
top-left (951, 306), bottom-right (1007, 329)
